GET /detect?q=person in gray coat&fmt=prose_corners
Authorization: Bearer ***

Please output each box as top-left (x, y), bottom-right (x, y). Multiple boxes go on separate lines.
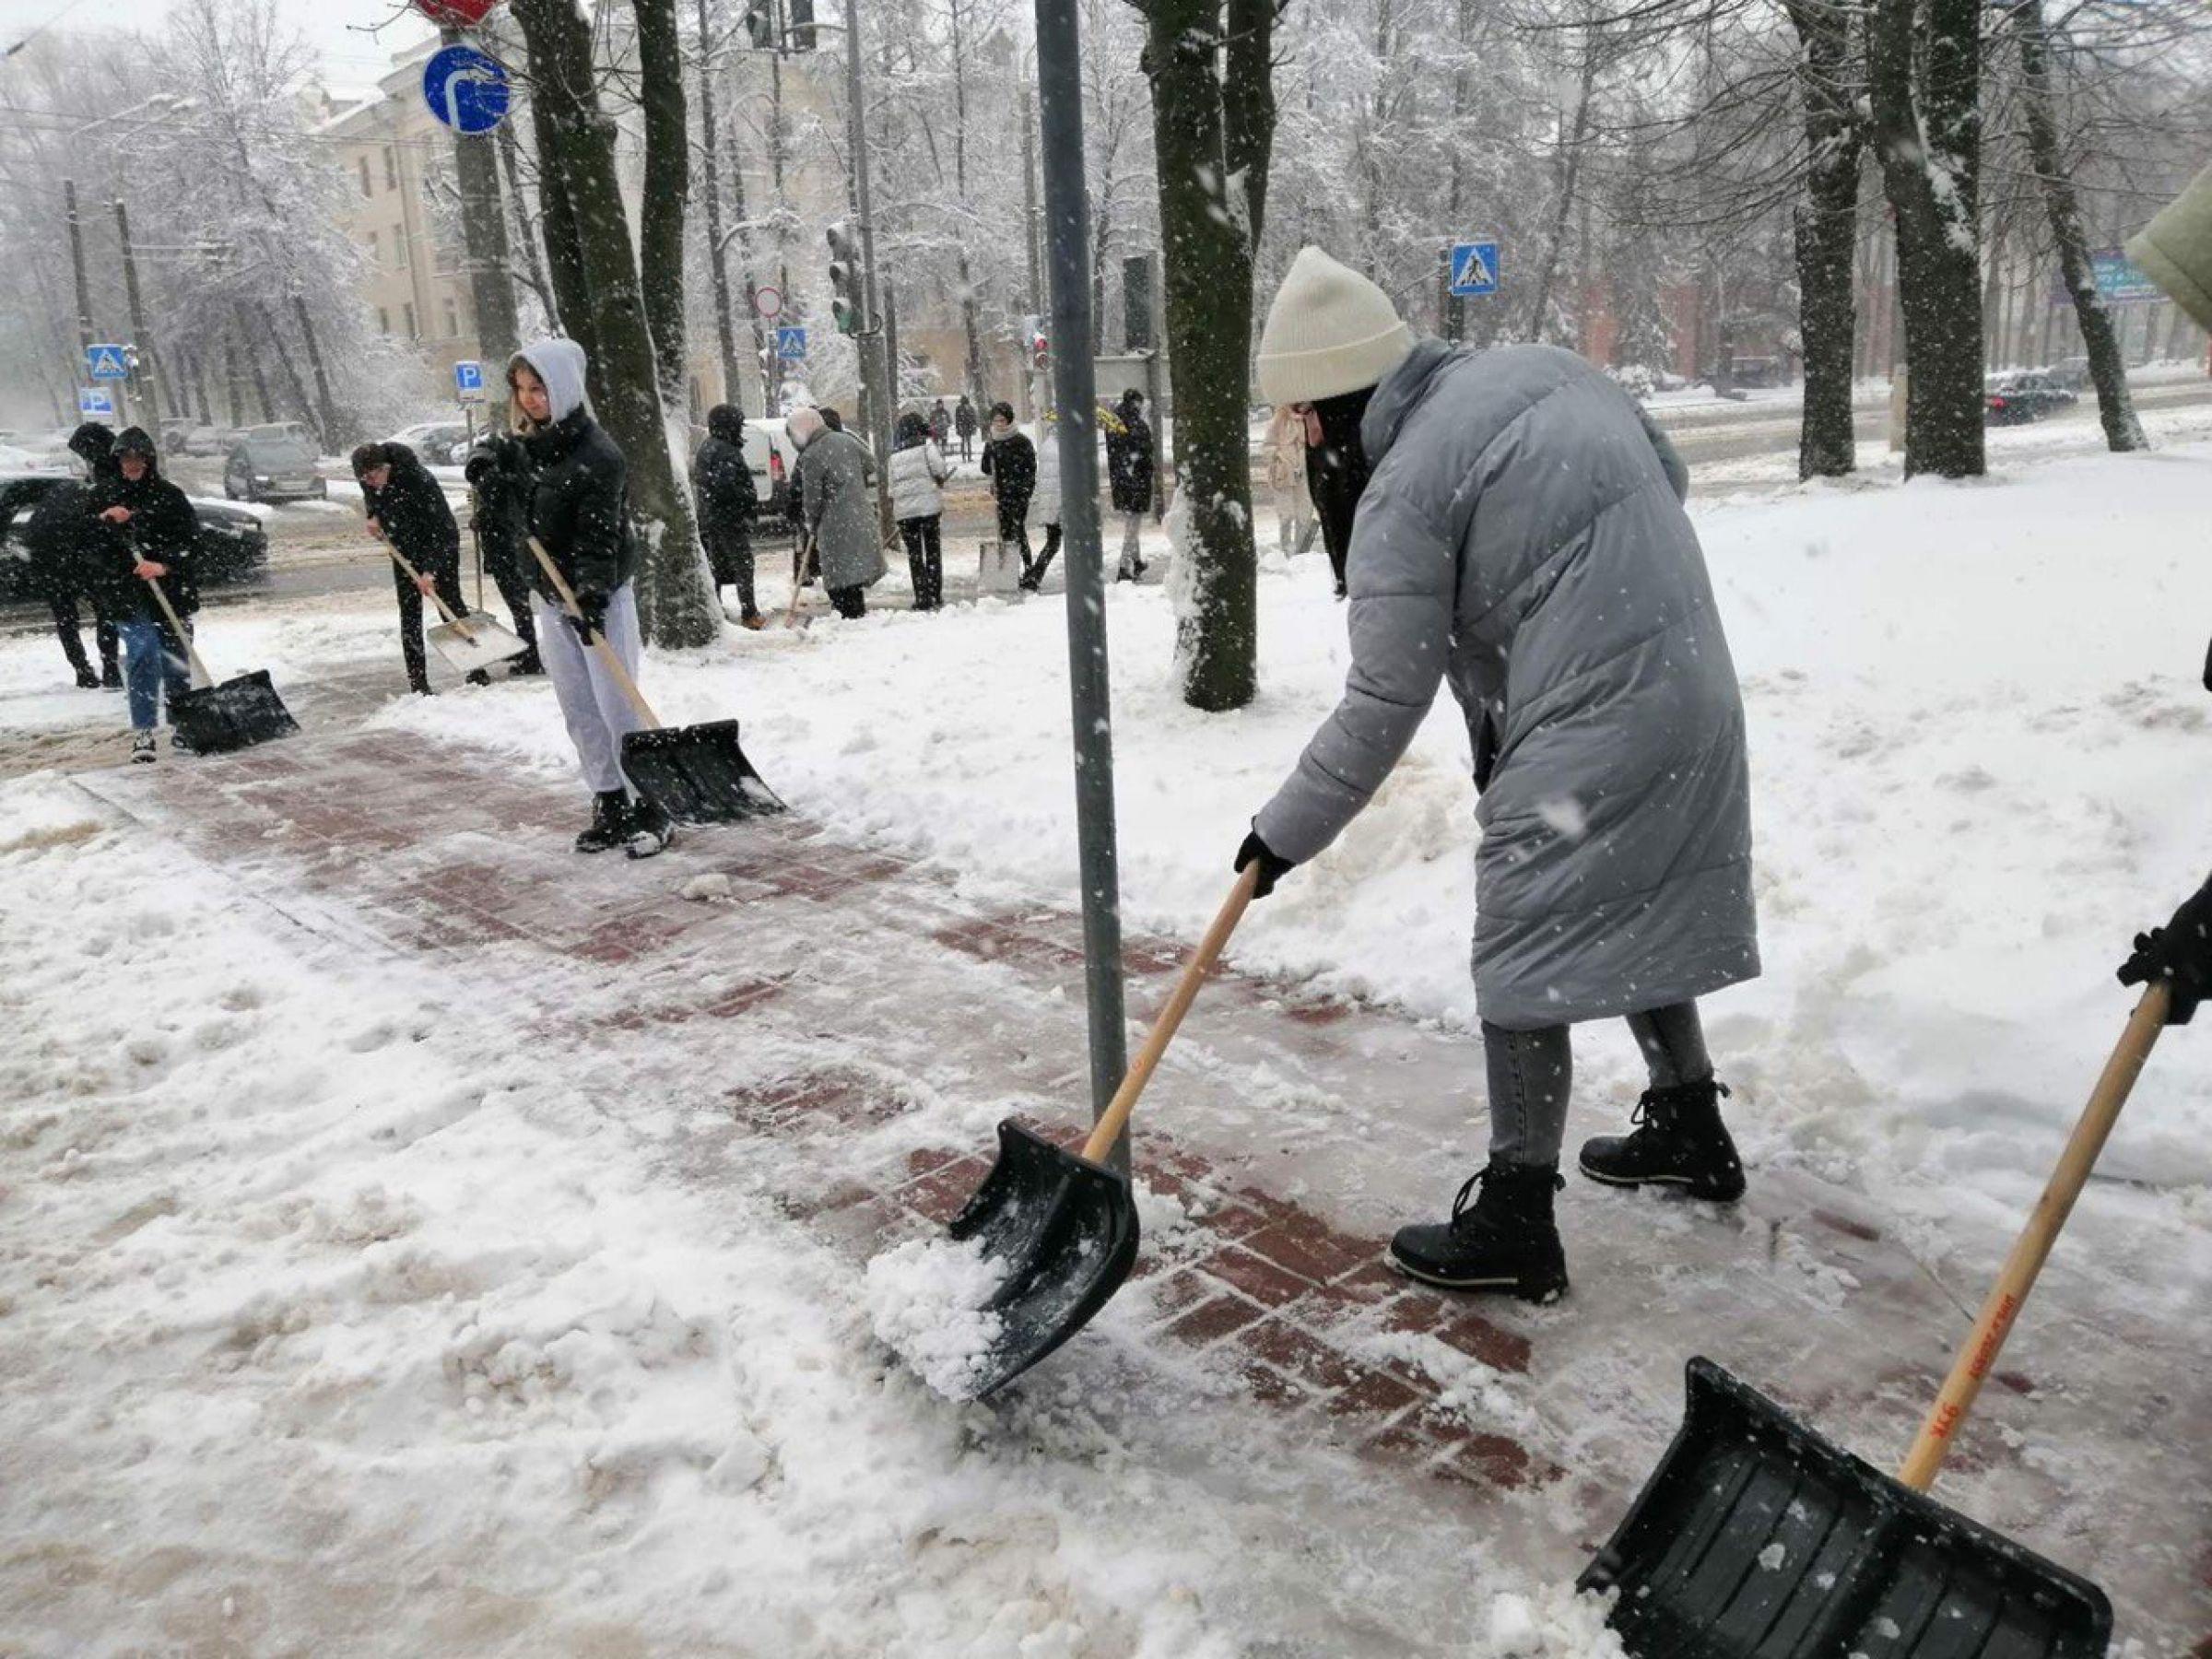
top-left (1237, 247), bottom-right (1759, 1303)
top-left (788, 406), bottom-right (884, 619)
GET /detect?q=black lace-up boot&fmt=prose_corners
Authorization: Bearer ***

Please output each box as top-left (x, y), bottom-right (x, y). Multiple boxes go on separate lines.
top-left (1578, 1078), bottom-right (1746, 1203)
top-left (1387, 1162), bottom-right (1569, 1302)
top-left (573, 790), bottom-right (630, 854)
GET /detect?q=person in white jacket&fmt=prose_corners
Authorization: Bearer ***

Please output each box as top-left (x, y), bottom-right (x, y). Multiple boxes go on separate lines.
top-left (888, 411), bottom-right (949, 610)
top-left (1022, 415), bottom-right (1064, 592)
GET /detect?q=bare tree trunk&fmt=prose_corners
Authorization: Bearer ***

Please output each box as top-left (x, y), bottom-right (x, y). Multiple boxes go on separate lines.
top-left (233, 307), bottom-right (276, 424)
top-left (498, 116), bottom-right (556, 325)
top-left (527, 70), bottom-right (604, 382)
top-left (514, 0), bottom-right (718, 648)
top-left (253, 302), bottom-right (321, 432)
top-left (1523, 32), bottom-right (1597, 344)
top-left (222, 333), bottom-right (244, 429)
top-left (2013, 0), bottom-right (2142, 451)
top-left (633, 0), bottom-right (692, 414)
top-left (695, 0), bottom-right (745, 406)
top-left (1784, 0), bottom-right (1863, 478)
top-left (948, 0), bottom-right (989, 414)
top-left (447, 60), bottom-right (522, 368)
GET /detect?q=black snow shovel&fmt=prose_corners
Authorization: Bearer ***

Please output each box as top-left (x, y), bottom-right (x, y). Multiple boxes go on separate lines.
top-left (1580, 982), bottom-right (2171, 1659)
top-left (381, 542), bottom-right (526, 678)
top-left (135, 561), bottom-right (298, 755)
top-left (941, 863), bottom-right (1261, 1398)
top-left (525, 535), bottom-right (784, 823)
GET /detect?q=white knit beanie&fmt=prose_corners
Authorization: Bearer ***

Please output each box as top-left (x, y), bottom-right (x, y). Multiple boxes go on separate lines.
top-left (1256, 247), bottom-right (1416, 405)
top-left (787, 406), bottom-right (825, 450)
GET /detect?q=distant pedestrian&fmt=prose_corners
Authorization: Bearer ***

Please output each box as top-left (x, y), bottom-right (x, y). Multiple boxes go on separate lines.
top-left (980, 401), bottom-right (1036, 582)
top-left (6, 422), bottom-right (124, 688)
top-left (507, 336), bottom-right (674, 859)
top-left (90, 428), bottom-right (198, 762)
top-left (889, 410), bottom-right (948, 611)
top-left (1267, 403), bottom-right (1319, 560)
top-left (929, 398), bottom-right (952, 448)
top-left (1104, 387), bottom-right (1153, 581)
top-left (954, 394), bottom-right (978, 462)
top-left (789, 405), bottom-right (883, 619)
top-left (1023, 413), bottom-right (1062, 593)
top-left (353, 441), bottom-right (466, 696)
top-left (694, 404), bottom-right (763, 629)
top-left (785, 406), bottom-right (845, 581)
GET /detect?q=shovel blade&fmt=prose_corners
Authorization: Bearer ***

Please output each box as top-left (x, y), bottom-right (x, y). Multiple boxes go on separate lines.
top-left (1581, 1358), bottom-right (2110, 1659)
top-left (427, 611), bottom-right (526, 677)
top-left (946, 1121), bottom-right (1140, 1398)
top-left (620, 721), bottom-right (785, 824)
top-left (169, 671), bottom-right (299, 756)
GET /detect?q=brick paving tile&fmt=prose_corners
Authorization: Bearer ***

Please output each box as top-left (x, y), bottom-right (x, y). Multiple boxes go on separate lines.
top-left (1138, 1268), bottom-right (1216, 1324)
top-left (1235, 1318), bottom-right (1359, 1394)
top-left (1430, 1311), bottom-right (1533, 1376)
top-left (1165, 1292), bottom-right (1265, 1347)
top-left (1202, 1246), bottom-right (1313, 1310)
top-left (1324, 1366), bottom-right (1424, 1422)
top-left (1241, 1218), bottom-right (1377, 1287)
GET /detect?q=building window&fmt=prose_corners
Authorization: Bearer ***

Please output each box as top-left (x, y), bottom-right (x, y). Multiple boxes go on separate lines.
top-left (394, 226), bottom-right (408, 269)
top-left (378, 307), bottom-right (391, 335)
top-left (358, 157), bottom-right (371, 196)
top-left (382, 146), bottom-right (397, 190)
top-left (442, 296), bottom-right (461, 339)
top-left (367, 229), bottom-right (380, 265)
top-left (403, 303), bottom-right (417, 339)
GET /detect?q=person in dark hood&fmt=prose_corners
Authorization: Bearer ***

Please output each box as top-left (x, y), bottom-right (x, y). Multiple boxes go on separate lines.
top-left (954, 394), bottom-right (978, 461)
top-left (1104, 387), bottom-right (1154, 581)
top-left (693, 404), bottom-right (762, 628)
top-left (91, 427), bottom-right (199, 761)
top-left (6, 422), bottom-right (124, 688)
top-left (353, 441), bottom-right (468, 696)
top-left (460, 433), bottom-right (545, 679)
top-left (980, 402), bottom-right (1036, 582)
top-left (507, 337), bottom-right (673, 859)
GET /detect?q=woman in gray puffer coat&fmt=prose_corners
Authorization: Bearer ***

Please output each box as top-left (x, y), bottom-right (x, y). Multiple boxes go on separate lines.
top-left (789, 406), bottom-right (883, 619)
top-left (1238, 248), bottom-right (1759, 1304)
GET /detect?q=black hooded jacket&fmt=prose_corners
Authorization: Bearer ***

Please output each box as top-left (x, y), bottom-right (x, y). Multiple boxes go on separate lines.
top-left (521, 406), bottom-right (639, 601)
top-left (362, 441), bottom-right (460, 576)
top-left (90, 429), bottom-right (198, 620)
top-left (11, 421), bottom-right (126, 601)
top-left (692, 406), bottom-right (758, 546)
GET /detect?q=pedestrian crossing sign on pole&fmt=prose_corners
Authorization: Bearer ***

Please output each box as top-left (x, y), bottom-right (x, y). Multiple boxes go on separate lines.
top-left (86, 343), bottom-right (130, 381)
top-left (1448, 241), bottom-right (1500, 299)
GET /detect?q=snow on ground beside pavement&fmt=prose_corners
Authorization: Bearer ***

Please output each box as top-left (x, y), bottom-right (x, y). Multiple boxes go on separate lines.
top-left (0, 769), bottom-right (1613, 1655)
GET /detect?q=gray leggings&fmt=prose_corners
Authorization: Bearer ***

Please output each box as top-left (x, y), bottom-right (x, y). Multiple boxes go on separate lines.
top-left (1485, 1001), bottom-right (1712, 1167)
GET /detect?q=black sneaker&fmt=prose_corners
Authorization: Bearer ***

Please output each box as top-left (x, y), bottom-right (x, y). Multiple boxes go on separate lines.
top-left (1388, 1162), bottom-right (1569, 1303)
top-left (1578, 1078), bottom-right (1746, 1203)
top-left (574, 790), bottom-right (630, 854)
top-left (465, 669), bottom-right (492, 688)
top-left (130, 732), bottom-right (157, 764)
top-left (624, 795), bottom-right (675, 860)
top-left (511, 650), bottom-right (545, 677)
top-left (75, 665), bottom-right (100, 690)
top-left (100, 664), bottom-right (123, 690)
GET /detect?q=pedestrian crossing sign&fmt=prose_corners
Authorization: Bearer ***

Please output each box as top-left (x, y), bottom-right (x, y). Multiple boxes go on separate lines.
top-left (1449, 241), bottom-right (1500, 298)
top-left (86, 343), bottom-right (130, 381)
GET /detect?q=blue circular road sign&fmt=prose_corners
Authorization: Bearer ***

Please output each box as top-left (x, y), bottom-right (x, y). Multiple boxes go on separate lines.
top-left (423, 45), bottom-right (512, 135)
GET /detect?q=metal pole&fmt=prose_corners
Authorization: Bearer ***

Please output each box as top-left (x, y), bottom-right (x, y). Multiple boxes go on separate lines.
top-left (1034, 0), bottom-right (1128, 1173)
top-left (64, 179), bottom-right (100, 424)
top-left (114, 198), bottom-right (163, 424)
top-left (1020, 77), bottom-right (1042, 418)
top-left (841, 0), bottom-right (895, 538)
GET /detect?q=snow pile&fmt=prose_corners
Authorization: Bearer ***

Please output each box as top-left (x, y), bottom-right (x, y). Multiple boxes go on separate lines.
top-left (864, 1233), bottom-right (1008, 1400)
top-left (1469, 1586), bottom-right (1628, 1658)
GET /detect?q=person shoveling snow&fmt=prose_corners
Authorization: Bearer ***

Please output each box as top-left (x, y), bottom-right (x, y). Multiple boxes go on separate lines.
top-left (863, 1235), bottom-right (1008, 1401)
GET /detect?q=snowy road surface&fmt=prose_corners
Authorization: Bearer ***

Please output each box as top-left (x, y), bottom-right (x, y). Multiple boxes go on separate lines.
top-left (2, 434), bottom-right (2208, 1654)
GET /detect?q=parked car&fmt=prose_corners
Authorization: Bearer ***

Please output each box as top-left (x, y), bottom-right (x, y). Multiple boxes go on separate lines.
top-left (0, 469), bottom-right (270, 603)
top-left (224, 429), bottom-right (327, 502)
top-left (385, 420), bottom-right (472, 466)
top-left (183, 424), bottom-right (234, 455)
top-left (2045, 356), bottom-right (2097, 394)
top-left (1983, 371), bottom-right (2077, 426)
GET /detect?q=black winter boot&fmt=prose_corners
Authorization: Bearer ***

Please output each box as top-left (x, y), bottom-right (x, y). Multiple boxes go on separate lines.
top-left (1388, 1162), bottom-right (1569, 1302)
top-left (574, 790), bottom-right (630, 854)
top-left (1578, 1078), bottom-right (1746, 1203)
top-left (624, 794), bottom-right (675, 860)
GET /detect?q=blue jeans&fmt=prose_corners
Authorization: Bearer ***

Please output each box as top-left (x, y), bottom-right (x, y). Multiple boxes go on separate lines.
top-left (117, 618), bottom-right (192, 732)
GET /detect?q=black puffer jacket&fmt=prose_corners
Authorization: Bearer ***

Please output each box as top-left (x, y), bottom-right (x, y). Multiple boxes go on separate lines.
top-left (693, 405), bottom-right (758, 547)
top-left (363, 441), bottom-right (460, 577)
top-left (1106, 397), bottom-right (1155, 514)
top-left (90, 430), bottom-right (198, 621)
top-left (982, 429), bottom-right (1036, 505)
top-left (18, 480), bottom-right (124, 602)
top-left (520, 406), bottom-right (637, 602)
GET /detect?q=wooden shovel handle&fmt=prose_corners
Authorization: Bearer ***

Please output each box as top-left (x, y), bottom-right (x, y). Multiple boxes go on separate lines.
top-left (137, 569), bottom-right (215, 691)
top-left (1079, 864), bottom-right (1261, 1165)
top-left (524, 535), bottom-right (662, 731)
top-left (1897, 981), bottom-right (2169, 1491)
top-left (784, 532), bottom-right (812, 629)
top-left (382, 543), bottom-right (470, 635)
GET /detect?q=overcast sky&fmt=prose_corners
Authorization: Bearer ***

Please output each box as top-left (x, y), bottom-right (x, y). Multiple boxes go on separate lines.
top-left (0, 0), bottom-right (435, 90)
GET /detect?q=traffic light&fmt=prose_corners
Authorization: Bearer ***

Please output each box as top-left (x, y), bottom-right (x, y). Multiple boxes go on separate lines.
top-left (827, 221), bottom-right (861, 336)
top-left (1022, 314), bottom-right (1049, 371)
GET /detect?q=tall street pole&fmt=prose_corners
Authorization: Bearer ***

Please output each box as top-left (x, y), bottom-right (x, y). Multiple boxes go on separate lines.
top-left (113, 198), bottom-right (166, 422)
top-left (1033, 0), bottom-right (1127, 1172)
top-left (840, 0), bottom-right (894, 536)
top-left (63, 179), bottom-right (111, 426)
top-left (442, 24), bottom-right (521, 368)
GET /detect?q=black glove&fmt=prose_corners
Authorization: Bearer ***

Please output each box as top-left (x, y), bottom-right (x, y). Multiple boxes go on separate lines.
top-left (2117, 875), bottom-right (2212, 1026)
top-left (567, 587), bottom-right (609, 643)
top-left (1234, 828), bottom-right (1296, 899)
top-left (465, 435), bottom-right (522, 487)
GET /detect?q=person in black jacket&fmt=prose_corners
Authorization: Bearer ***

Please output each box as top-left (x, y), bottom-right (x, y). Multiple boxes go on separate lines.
top-left (980, 402), bottom-right (1036, 582)
top-left (955, 394), bottom-right (978, 461)
top-left (6, 424), bottom-right (124, 689)
top-left (506, 337), bottom-right (672, 858)
top-left (354, 441), bottom-right (468, 695)
top-left (1104, 387), bottom-right (1154, 581)
top-left (693, 404), bottom-right (762, 628)
top-left (91, 428), bottom-right (198, 761)
top-left (460, 431), bottom-right (543, 678)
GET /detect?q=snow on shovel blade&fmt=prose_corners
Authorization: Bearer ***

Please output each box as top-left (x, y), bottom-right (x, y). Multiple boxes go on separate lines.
top-left (619, 722), bottom-right (786, 825)
top-left (168, 672), bottom-right (299, 756)
top-left (1580, 1358), bottom-right (2110, 1659)
top-left (426, 611), bottom-right (526, 677)
top-left (947, 1120), bottom-right (1140, 1399)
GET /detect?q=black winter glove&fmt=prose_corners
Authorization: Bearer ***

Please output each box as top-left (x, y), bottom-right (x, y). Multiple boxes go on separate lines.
top-left (567, 587), bottom-right (609, 644)
top-left (2117, 874), bottom-right (2212, 1026)
top-left (1234, 828), bottom-right (1296, 900)
top-left (465, 435), bottom-right (523, 488)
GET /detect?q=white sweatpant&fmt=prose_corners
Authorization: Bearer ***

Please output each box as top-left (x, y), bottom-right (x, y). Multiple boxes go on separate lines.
top-left (533, 581), bottom-right (645, 795)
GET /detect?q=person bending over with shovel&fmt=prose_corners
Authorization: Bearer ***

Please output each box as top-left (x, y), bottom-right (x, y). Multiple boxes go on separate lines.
top-left (506, 339), bottom-right (674, 859)
top-left (352, 441), bottom-right (469, 695)
top-left (1235, 248), bottom-right (1759, 1304)
top-left (92, 428), bottom-right (200, 763)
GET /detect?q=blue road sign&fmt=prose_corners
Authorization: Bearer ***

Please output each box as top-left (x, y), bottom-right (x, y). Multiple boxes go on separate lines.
top-left (86, 343), bottom-right (130, 381)
top-left (1448, 241), bottom-right (1500, 299)
top-left (776, 325), bottom-right (808, 361)
top-left (423, 44), bottom-right (512, 135)
top-left (77, 386), bottom-right (116, 420)
top-left (453, 359), bottom-right (487, 401)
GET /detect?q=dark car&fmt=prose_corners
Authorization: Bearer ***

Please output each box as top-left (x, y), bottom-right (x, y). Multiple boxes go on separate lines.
top-left (1984, 371), bottom-right (2077, 426)
top-left (224, 428), bottom-right (327, 503)
top-left (0, 470), bottom-right (270, 604)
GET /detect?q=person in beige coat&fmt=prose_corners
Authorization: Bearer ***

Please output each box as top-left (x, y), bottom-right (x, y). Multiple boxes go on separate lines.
top-left (1266, 404), bottom-right (1319, 561)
